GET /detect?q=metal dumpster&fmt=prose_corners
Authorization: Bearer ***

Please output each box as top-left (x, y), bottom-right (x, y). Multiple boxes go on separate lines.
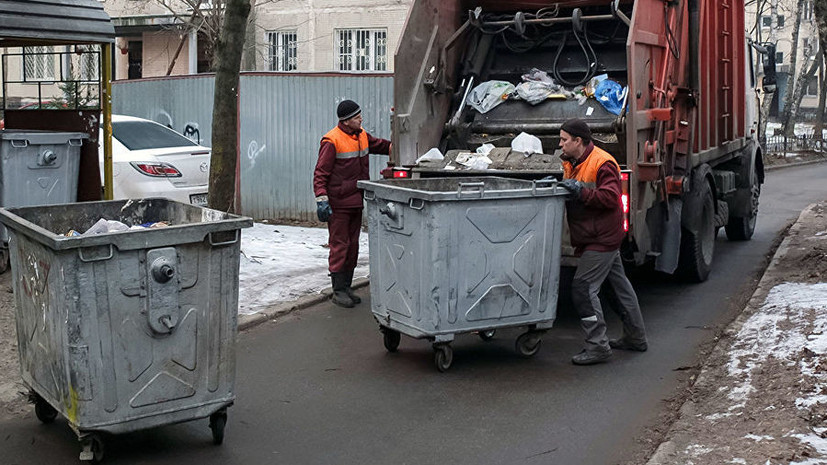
top-left (0, 198), bottom-right (252, 462)
top-left (0, 130), bottom-right (87, 272)
top-left (357, 177), bottom-right (567, 372)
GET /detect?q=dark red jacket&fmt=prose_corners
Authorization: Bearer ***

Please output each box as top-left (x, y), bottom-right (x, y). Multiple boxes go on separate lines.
top-left (313, 122), bottom-right (391, 209)
top-left (562, 143), bottom-right (625, 254)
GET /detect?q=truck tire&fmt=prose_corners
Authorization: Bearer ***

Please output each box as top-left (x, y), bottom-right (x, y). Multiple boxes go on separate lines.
top-left (725, 164), bottom-right (760, 241)
top-left (678, 179), bottom-right (715, 282)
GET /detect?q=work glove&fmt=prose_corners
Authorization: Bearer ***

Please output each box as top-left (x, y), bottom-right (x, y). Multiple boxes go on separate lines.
top-left (559, 179), bottom-right (583, 200)
top-left (316, 196), bottom-right (333, 222)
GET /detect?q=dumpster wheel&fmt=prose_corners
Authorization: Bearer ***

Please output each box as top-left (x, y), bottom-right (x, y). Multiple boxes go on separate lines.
top-left (381, 327), bottom-right (401, 352)
top-left (32, 393), bottom-right (58, 423)
top-left (478, 329), bottom-right (497, 342)
top-left (210, 409), bottom-right (228, 445)
top-left (433, 344), bottom-right (453, 372)
top-left (79, 434), bottom-right (104, 463)
top-left (516, 332), bottom-right (543, 358)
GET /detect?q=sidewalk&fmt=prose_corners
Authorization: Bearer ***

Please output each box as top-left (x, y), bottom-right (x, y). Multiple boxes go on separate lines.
top-left (647, 201), bottom-right (827, 465)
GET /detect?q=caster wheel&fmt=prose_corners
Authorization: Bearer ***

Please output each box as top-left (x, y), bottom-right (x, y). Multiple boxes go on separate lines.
top-left (209, 409), bottom-right (227, 445)
top-left (433, 344), bottom-right (453, 372)
top-left (516, 332), bottom-right (542, 358)
top-left (34, 395), bottom-right (57, 424)
top-left (478, 329), bottom-right (496, 341)
top-left (382, 328), bottom-right (401, 352)
top-left (79, 434), bottom-right (104, 463)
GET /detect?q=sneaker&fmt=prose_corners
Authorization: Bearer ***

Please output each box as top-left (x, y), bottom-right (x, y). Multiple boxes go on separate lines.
top-left (609, 338), bottom-right (648, 352)
top-left (331, 290), bottom-right (355, 308)
top-left (571, 349), bottom-right (612, 365)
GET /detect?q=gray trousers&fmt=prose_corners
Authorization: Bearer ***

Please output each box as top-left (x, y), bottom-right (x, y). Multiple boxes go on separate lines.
top-left (571, 250), bottom-right (646, 352)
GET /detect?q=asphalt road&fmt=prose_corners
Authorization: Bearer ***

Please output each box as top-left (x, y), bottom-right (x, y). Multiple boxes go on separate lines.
top-left (2, 163), bottom-right (827, 465)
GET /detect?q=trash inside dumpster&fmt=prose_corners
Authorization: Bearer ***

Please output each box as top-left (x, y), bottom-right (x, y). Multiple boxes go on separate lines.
top-left (0, 198), bottom-right (252, 462)
top-left (0, 130), bottom-right (87, 273)
top-left (357, 177), bottom-right (567, 372)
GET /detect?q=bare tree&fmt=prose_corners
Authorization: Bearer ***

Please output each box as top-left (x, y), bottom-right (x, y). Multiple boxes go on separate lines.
top-left (208, 0), bottom-right (251, 213)
top-left (781, 0), bottom-right (806, 137)
top-left (814, 0), bottom-right (827, 137)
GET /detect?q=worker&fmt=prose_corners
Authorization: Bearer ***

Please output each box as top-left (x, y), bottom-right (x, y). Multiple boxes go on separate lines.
top-left (557, 118), bottom-right (648, 365)
top-left (313, 100), bottom-right (391, 308)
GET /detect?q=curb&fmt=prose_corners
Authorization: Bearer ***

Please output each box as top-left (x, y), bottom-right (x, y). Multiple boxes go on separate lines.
top-left (765, 157), bottom-right (827, 171)
top-left (644, 204), bottom-right (813, 465)
top-left (237, 277), bottom-right (370, 331)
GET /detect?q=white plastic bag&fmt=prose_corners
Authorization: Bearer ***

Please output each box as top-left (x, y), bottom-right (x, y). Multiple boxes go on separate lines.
top-left (415, 147), bottom-right (444, 163)
top-left (82, 218), bottom-right (130, 236)
top-left (476, 143), bottom-right (495, 156)
top-left (466, 156), bottom-right (492, 170)
top-left (511, 132), bottom-right (543, 155)
top-left (467, 80), bottom-right (515, 114)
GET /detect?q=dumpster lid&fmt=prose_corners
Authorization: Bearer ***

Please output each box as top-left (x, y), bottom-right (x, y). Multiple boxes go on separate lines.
top-left (357, 176), bottom-right (567, 203)
top-left (0, 198), bottom-right (253, 251)
top-left (0, 130), bottom-right (89, 145)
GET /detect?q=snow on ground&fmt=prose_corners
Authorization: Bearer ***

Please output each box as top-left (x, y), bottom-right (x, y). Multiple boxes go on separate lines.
top-left (237, 223), bottom-right (369, 315)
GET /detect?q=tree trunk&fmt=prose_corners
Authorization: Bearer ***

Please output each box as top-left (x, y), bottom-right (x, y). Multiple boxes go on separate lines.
top-left (788, 46), bottom-right (822, 131)
top-left (242, 5), bottom-right (257, 71)
top-left (208, 0), bottom-right (251, 213)
top-left (813, 1), bottom-right (827, 138)
top-left (782, 0), bottom-right (806, 137)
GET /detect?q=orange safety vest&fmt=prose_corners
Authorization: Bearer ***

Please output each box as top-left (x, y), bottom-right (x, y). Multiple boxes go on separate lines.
top-left (322, 126), bottom-right (369, 160)
top-left (563, 145), bottom-right (620, 184)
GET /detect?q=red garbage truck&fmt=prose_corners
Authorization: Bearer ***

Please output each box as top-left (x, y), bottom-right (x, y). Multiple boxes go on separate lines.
top-left (385, 0), bottom-right (775, 282)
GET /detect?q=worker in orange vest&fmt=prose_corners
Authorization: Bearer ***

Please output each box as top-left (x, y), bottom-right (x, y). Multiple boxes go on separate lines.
top-left (313, 100), bottom-right (391, 308)
top-left (558, 118), bottom-right (647, 365)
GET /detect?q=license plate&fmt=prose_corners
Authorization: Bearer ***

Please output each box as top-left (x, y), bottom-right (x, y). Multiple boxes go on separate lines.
top-left (190, 193), bottom-right (208, 206)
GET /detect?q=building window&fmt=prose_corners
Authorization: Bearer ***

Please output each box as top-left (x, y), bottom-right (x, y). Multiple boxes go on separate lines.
top-left (76, 46), bottom-right (100, 81)
top-left (803, 38), bottom-right (816, 58)
top-left (268, 30), bottom-right (297, 71)
top-left (762, 16), bottom-right (772, 28)
top-left (777, 15), bottom-right (785, 28)
top-left (22, 46), bottom-right (56, 81)
top-left (335, 29), bottom-right (388, 72)
top-left (804, 1), bottom-right (814, 21)
top-left (776, 51), bottom-right (784, 64)
top-left (806, 76), bottom-right (819, 96)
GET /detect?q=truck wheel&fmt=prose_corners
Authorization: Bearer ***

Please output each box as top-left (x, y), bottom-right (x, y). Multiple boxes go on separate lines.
top-left (678, 180), bottom-right (715, 282)
top-left (725, 166), bottom-right (760, 241)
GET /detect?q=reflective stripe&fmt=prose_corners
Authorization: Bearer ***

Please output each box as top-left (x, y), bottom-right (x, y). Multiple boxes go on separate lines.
top-left (335, 148), bottom-right (369, 159)
top-left (581, 182), bottom-right (597, 188)
top-left (581, 316), bottom-right (599, 322)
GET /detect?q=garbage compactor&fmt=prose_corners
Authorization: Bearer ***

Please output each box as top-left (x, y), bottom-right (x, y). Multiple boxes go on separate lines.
top-left (357, 177), bottom-right (567, 372)
top-left (0, 130), bottom-right (88, 273)
top-left (0, 198), bottom-right (252, 462)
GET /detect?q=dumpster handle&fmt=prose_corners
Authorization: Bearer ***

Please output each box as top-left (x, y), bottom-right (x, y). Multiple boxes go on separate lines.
top-left (69, 138), bottom-right (83, 147)
top-left (532, 178), bottom-right (557, 195)
top-left (364, 190), bottom-right (376, 201)
top-left (208, 230), bottom-right (240, 247)
top-left (457, 182), bottom-right (485, 198)
top-left (10, 139), bottom-right (28, 148)
top-left (408, 198), bottom-right (425, 210)
top-left (78, 244), bottom-right (114, 262)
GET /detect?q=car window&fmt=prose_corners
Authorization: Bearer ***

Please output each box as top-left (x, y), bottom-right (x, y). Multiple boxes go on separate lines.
top-left (112, 121), bottom-right (198, 150)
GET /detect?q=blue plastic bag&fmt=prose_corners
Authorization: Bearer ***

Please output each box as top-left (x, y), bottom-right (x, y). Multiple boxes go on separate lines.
top-left (594, 79), bottom-right (627, 115)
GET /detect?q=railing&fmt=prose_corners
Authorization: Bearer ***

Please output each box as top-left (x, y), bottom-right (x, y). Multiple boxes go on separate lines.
top-left (764, 133), bottom-right (827, 155)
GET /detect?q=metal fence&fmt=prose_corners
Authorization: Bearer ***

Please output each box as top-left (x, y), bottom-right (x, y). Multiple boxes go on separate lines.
top-left (112, 73), bottom-right (393, 221)
top-left (765, 134), bottom-right (827, 155)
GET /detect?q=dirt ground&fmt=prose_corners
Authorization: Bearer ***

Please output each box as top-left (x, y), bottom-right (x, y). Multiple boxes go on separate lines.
top-left (645, 201), bottom-right (827, 464)
top-left (0, 270), bottom-right (28, 420)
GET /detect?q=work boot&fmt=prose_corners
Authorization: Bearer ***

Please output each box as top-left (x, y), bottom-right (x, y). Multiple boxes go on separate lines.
top-left (330, 272), bottom-right (355, 308)
top-left (571, 348), bottom-right (612, 366)
top-left (343, 269), bottom-right (361, 304)
top-left (609, 337), bottom-right (648, 352)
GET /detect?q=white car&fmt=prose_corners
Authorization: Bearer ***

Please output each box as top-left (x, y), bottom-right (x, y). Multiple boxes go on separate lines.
top-left (100, 115), bottom-right (210, 206)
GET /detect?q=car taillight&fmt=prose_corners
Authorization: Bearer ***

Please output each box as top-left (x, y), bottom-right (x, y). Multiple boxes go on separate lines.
top-left (621, 171), bottom-right (630, 233)
top-left (130, 162), bottom-right (182, 177)
top-left (393, 170), bottom-right (409, 178)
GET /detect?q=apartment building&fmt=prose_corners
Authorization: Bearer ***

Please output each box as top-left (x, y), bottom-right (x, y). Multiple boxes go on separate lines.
top-left (97, 0), bottom-right (411, 79)
top-left (746, 0), bottom-right (821, 118)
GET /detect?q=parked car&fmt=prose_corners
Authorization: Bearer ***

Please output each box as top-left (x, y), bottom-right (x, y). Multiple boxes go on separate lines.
top-left (100, 115), bottom-right (210, 206)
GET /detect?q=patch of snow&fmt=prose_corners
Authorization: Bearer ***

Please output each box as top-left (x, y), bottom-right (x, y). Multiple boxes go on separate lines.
top-left (744, 433), bottom-right (774, 442)
top-left (685, 444), bottom-right (713, 456)
top-left (237, 223), bottom-right (369, 315)
top-left (728, 459), bottom-right (747, 464)
top-left (704, 412), bottom-right (734, 421)
top-left (789, 432), bottom-right (827, 465)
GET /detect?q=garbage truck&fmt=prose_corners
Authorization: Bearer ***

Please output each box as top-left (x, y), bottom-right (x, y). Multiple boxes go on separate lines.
top-left (384, 0), bottom-right (775, 282)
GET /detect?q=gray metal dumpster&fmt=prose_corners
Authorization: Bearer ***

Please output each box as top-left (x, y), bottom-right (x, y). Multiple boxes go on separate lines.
top-left (357, 177), bottom-right (567, 372)
top-left (0, 198), bottom-right (252, 462)
top-left (0, 130), bottom-right (87, 272)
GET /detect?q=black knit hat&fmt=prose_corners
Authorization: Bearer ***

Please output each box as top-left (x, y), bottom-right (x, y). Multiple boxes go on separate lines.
top-left (337, 100), bottom-right (361, 121)
top-left (560, 118), bottom-right (592, 143)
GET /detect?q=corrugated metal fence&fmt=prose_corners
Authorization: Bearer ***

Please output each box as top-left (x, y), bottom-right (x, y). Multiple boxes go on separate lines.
top-left (112, 73), bottom-right (393, 221)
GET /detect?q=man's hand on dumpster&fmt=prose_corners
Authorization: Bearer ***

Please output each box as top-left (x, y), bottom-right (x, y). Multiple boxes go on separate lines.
top-left (559, 179), bottom-right (583, 200)
top-left (316, 196), bottom-right (333, 222)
